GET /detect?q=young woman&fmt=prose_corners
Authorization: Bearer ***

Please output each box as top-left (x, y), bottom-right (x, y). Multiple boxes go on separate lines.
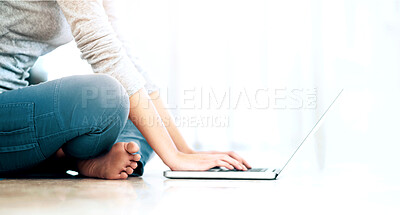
top-left (0, 0), bottom-right (251, 179)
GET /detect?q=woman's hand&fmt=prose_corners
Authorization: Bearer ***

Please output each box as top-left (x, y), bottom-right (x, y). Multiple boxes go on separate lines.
top-left (194, 151), bottom-right (252, 169)
top-left (169, 152), bottom-right (251, 171)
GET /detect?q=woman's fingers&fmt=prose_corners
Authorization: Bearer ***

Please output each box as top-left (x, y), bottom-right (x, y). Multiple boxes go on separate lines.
top-left (220, 155), bottom-right (247, 170)
top-left (227, 151), bottom-right (252, 169)
top-left (203, 151), bottom-right (252, 169)
top-left (214, 160), bottom-right (234, 170)
top-left (171, 152), bottom-right (250, 171)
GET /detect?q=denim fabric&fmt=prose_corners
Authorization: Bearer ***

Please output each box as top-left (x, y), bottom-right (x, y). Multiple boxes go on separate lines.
top-left (0, 74), bottom-right (153, 176)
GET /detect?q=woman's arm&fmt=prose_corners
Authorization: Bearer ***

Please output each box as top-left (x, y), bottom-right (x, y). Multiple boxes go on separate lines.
top-left (102, 0), bottom-right (159, 95)
top-left (149, 91), bottom-right (195, 154)
top-left (148, 91), bottom-right (251, 169)
top-left (130, 89), bottom-right (249, 171)
top-left (57, 0), bottom-right (146, 96)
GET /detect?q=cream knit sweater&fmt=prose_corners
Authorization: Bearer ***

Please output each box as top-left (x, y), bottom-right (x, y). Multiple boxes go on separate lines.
top-left (0, 0), bottom-right (157, 96)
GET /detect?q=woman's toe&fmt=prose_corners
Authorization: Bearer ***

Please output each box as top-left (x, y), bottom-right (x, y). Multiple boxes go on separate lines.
top-left (131, 154), bottom-right (141, 162)
top-left (130, 162), bottom-right (138, 170)
top-left (125, 142), bottom-right (139, 154)
top-left (126, 167), bottom-right (134, 175)
top-left (118, 172), bottom-right (129, 179)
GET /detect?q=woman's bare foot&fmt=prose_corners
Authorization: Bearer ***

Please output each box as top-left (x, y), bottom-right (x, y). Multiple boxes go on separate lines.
top-left (77, 142), bottom-right (141, 180)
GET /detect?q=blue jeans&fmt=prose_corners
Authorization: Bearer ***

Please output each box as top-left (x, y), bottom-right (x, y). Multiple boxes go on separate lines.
top-left (0, 74), bottom-right (153, 176)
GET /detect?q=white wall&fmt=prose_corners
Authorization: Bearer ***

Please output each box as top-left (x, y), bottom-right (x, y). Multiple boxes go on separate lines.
top-left (38, 0), bottom-right (400, 177)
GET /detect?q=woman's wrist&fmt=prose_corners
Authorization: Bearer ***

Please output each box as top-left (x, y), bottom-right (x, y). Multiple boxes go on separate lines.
top-left (162, 150), bottom-right (186, 170)
top-left (179, 147), bottom-right (196, 154)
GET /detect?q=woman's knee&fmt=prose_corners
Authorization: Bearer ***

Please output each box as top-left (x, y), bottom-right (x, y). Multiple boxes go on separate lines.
top-left (57, 75), bottom-right (130, 159)
top-left (58, 74), bottom-right (129, 130)
top-left (80, 74), bottom-right (129, 112)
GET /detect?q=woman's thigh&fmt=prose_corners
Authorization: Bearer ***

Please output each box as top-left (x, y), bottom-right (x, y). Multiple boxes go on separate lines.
top-left (0, 78), bottom-right (62, 173)
top-left (0, 74), bottom-right (129, 173)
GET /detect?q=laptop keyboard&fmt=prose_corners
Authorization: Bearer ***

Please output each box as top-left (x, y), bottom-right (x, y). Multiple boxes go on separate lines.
top-left (208, 168), bottom-right (269, 172)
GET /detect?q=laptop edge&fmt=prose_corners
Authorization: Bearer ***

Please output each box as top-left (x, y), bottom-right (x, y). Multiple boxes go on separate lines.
top-left (164, 89), bottom-right (343, 180)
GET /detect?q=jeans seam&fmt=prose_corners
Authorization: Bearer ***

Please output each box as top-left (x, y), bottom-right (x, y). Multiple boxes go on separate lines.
top-left (54, 78), bottom-right (64, 130)
top-left (89, 96), bottom-right (126, 156)
top-left (95, 91), bottom-right (127, 134)
top-left (35, 112), bottom-right (55, 119)
top-left (36, 126), bottom-right (103, 142)
top-left (92, 118), bottom-right (120, 157)
top-left (30, 102), bottom-right (45, 159)
top-left (34, 80), bottom-right (60, 160)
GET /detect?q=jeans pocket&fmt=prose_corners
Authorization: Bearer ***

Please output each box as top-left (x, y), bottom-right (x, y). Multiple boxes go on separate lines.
top-left (0, 102), bottom-right (45, 172)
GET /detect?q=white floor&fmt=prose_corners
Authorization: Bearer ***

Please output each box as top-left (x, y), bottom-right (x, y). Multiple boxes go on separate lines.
top-left (0, 153), bottom-right (399, 215)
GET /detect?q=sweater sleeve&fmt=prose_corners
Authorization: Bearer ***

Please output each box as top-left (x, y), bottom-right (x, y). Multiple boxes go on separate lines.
top-left (102, 0), bottom-right (159, 94)
top-left (56, 0), bottom-right (146, 96)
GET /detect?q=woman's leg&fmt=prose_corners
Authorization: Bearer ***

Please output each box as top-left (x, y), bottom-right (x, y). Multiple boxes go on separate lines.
top-left (0, 74), bottom-right (137, 179)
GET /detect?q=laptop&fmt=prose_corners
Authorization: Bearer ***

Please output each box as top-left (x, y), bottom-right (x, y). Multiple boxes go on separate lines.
top-left (164, 90), bottom-right (343, 180)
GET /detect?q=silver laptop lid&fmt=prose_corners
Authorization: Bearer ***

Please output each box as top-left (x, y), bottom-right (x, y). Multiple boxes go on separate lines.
top-left (278, 89), bottom-right (343, 176)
